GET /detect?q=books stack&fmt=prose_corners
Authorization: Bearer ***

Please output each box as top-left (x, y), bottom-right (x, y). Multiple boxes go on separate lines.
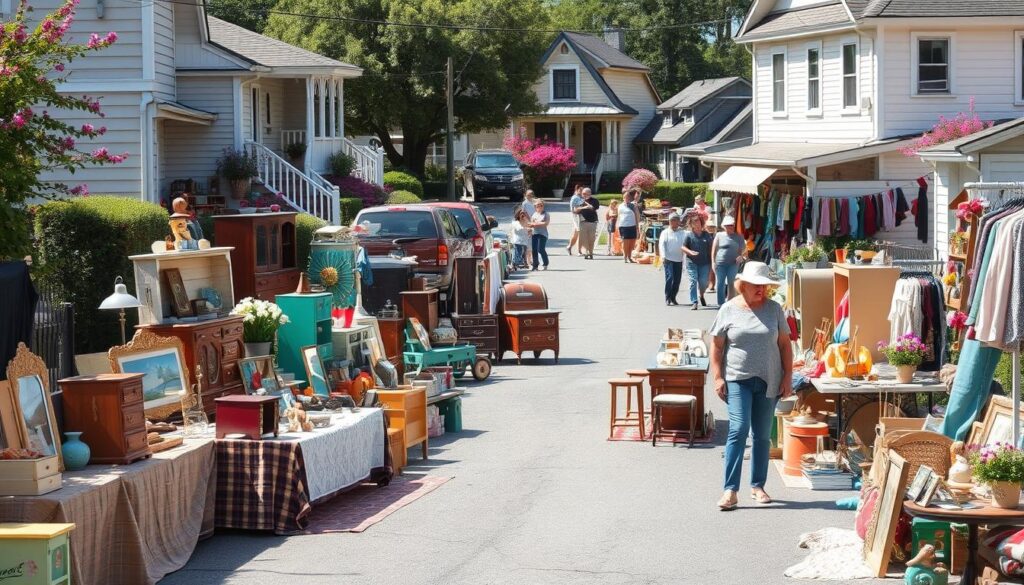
top-left (802, 465), bottom-right (855, 490)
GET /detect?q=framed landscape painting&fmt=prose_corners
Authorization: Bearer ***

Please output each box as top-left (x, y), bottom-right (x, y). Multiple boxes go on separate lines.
top-left (109, 330), bottom-right (190, 410)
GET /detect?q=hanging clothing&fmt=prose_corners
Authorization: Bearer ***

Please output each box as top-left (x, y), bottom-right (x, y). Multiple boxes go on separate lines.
top-left (894, 188), bottom-right (909, 227)
top-left (849, 197), bottom-right (859, 239)
top-left (888, 278), bottom-right (923, 342)
top-left (818, 197), bottom-right (831, 236)
top-left (916, 177), bottom-right (929, 244)
top-left (940, 338), bottom-right (1004, 440)
top-left (0, 261), bottom-right (38, 371)
top-left (864, 196), bottom-right (878, 237)
top-left (881, 190), bottom-right (896, 230)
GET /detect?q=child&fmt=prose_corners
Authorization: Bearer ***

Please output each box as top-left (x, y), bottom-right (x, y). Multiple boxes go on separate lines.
top-left (509, 209), bottom-right (532, 268)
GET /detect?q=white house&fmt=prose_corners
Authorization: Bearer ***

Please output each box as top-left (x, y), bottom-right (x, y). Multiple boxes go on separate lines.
top-left (29, 0), bottom-right (383, 223)
top-left (512, 29), bottom-right (661, 190)
top-left (701, 0), bottom-right (1024, 251)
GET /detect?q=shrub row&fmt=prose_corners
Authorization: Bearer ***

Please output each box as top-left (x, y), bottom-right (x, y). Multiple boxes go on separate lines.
top-left (650, 181), bottom-right (708, 208)
top-left (385, 190), bottom-right (422, 205)
top-left (383, 171), bottom-right (423, 197)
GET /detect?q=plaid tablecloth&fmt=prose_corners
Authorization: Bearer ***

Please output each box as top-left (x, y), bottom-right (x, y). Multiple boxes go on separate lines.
top-left (215, 408), bottom-right (388, 535)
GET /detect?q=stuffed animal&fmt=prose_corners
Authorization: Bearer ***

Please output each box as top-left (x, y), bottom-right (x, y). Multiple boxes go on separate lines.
top-left (285, 405), bottom-right (314, 432)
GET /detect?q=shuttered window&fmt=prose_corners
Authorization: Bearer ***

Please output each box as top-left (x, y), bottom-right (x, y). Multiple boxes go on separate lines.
top-left (772, 52), bottom-right (785, 113)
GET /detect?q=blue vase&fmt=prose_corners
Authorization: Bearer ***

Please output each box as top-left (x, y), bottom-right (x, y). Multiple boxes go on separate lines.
top-left (61, 432), bottom-right (91, 471)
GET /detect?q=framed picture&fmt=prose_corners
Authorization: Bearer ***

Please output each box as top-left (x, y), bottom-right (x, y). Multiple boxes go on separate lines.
top-left (969, 395), bottom-right (1024, 448)
top-left (109, 329), bottom-right (190, 411)
top-left (163, 268), bottom-right (194, 317)
top-left (5, 343), bottom-right (63, 470)
top-left (409, 317), bottom-right (432, 349)
top-left (301, 346), bottom-right (330, 396)
top-left (238, 356), bottom-right (282, 395)
top-left (905, 465), bottom-right (934, 502)
top-left (864, 451), bottom-right (910, 577)
top-left (916, 473), bottom-right (942, 506)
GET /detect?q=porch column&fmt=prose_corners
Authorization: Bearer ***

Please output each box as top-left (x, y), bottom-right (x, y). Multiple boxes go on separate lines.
top-left (337, 79), bottom-right (344, 139)
top-left (316, 77), bottom-right (327, 139)
top-left (563, 121), bottom-right (570, 147)
top-left (324, 80), bottom-right (334, 138)
top-left (304, 77), bottom-right (314, 169)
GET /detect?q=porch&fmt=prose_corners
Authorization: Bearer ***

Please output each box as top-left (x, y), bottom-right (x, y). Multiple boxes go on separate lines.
top-left (513, 117), bottom-right (629, 189)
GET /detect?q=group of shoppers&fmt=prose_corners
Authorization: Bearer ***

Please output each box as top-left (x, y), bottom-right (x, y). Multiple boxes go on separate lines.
top-left (658, 212), bottom-right (747, 309)
top-left (508, 189), bottom-right (552, 271)
top-left (567, 185), bottom-right (601, 259)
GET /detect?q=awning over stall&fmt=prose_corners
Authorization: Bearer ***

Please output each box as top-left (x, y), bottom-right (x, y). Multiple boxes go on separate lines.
top-left (708, 165), bottom-right (777, 195)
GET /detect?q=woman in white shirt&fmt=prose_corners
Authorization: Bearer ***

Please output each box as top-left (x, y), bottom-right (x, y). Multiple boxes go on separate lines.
top-left (617, 190), bottom-right (639, 263)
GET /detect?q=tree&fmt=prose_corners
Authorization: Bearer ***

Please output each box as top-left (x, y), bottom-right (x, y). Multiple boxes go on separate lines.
top-left (0, 0), bottom-right (127, 260)
top-left (263, 0), bottom-right (549, 177)
top-left (207, 0), bottom-right (277, 34)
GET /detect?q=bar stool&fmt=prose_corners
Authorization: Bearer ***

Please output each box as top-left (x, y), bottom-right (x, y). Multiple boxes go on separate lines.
top-left (652, 393), bottom-right (698, 447)
top-left (624, 368), bottom-right (650, 420)
top-left (609, 378), bottom-right (645, 439)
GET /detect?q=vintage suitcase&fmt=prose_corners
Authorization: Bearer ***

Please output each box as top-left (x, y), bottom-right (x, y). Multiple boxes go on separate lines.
top-left (499, 282), bottom-right (549, 312)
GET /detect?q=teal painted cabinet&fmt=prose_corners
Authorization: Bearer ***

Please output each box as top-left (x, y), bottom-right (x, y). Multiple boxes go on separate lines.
top-left (0, 523), bottom-right (74, 585)
top-left (276, 292), bottom-right (333, 385)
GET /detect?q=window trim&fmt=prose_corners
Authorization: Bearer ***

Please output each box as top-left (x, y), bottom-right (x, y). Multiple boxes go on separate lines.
top-left (680, 108), bottom-right (693, 123)
top-left (911, 31), bottom-right (956, 98)
top-left (661, 112), bottom-right (674, 128)
top-left (549, 65), bottom-right (580, 102)
top-left (1015, 31), bottom-right (1024, 105)
top-left (805, 41), bottom-right (823, 117)
top-left (840, 39), bottom-right (859, 112)
top-left (770, 47), bottom-right (787, 117)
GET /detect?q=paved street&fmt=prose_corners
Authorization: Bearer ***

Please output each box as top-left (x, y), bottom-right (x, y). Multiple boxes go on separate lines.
top-left (164, 201), bottom-right (868, 585)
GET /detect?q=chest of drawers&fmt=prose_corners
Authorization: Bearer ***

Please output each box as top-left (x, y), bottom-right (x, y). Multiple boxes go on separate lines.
top-left (500, 310), bottom-right (560, 364)
top-left (452, 313), bottom-right (498, 358)
top-left (58, 373), bottom-right (151, 464)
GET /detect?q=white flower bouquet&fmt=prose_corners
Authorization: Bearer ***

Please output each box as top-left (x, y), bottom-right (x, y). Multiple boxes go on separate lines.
top-left (230, 297), bottom-right (289, 343)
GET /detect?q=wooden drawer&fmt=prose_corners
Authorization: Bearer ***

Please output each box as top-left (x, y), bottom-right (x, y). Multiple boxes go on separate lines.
top-left (457, 324), bottom-right (498, 339)
top-left (222, 340), bottom-right (241, 362)
top-left (461, 338), bottom-right (498, 353)
top-left (125, 430), bottom-right (149, 454)
top-left (519, 330), bottom-right (558, 348)
top-left (122, 406), bottom-right (147, 433)
top-left (455, 315), bottom-right (497, 327)
top-left (517, 314), bottom-right (559, 330)
top-left (121, 382), bottom-right (144, 405)
top-left (222, 362), bottom-right (241, 385)
top-left (254, 271), bottom-right (298, 300)
top-left (222, 321), bottom-right (244, 341)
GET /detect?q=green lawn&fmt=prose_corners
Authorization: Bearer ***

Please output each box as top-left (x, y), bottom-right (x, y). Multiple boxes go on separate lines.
top-left (595, 194), bottom-right (621, 204)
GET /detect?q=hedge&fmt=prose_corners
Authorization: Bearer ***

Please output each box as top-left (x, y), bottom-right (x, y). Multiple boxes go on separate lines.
top-left (33, 196), bottom-right (169, 353)
top-left (296, 213), bottom-right (328, 272)
top-left (650, 181), bottom-right (708, 208)
top-left (385, 190), bottom-right (422, 204)
top-left (339, 197), bottom-right (362, 225)
top-left (383, 171), bottom-right (423, 197)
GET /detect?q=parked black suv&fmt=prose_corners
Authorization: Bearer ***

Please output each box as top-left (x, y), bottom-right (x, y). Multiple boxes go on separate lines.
top-left (462, 149), bottom-right (525, 201)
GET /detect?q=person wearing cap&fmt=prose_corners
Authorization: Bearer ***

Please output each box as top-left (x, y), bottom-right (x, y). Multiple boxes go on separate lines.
top-left (710, 215), bottom-right (746, 306)
top-left (658, 213), bottom-right (687, 305)
top-left (709, 261), bottom-right (793, 511)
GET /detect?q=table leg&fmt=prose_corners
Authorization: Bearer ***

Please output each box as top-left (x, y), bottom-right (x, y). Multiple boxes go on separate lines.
top-left (963, 524), bottom-right (979, 585)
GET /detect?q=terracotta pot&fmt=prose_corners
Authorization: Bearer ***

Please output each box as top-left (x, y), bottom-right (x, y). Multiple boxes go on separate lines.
top-left (835, 249), bottom-right (848, 263)
top-left (989, 480), bottom-right (1022, 509)
top-left (230, 178), bottom-right (251, 200)
top-left (896, 364), bottom-right (917, 384)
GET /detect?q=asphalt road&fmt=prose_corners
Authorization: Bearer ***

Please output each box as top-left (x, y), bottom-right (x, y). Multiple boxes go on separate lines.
top-left (162, 200), bottom-right (873, 585)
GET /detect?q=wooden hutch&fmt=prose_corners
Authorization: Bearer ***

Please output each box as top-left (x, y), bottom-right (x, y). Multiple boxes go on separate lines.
top-left (214, 212), bottom-right (300, 301)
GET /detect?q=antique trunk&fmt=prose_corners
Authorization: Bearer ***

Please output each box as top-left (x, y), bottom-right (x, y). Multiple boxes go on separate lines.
top-left (499, 282), bottom-right (548, 312)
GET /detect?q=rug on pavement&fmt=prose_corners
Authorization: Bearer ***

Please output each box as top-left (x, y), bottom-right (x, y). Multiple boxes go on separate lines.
top-left (304, 474), bottom-right (451, 534)
top-left (784, 527), bottom-right (878, 580)
top-left (607, 418), bottom-right (714, 444)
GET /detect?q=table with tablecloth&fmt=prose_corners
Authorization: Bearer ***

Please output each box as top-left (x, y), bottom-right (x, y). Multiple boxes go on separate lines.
top-left (215, 407), bottom-right (387, 535)
top-left (0, 438), bottom-right (216, 585)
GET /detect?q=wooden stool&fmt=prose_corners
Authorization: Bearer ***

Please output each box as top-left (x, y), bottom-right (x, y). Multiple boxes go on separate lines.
top-left (625, 369), bottom-right (651, 419)
top-left (652, 393), bottom-right (697, 447)
top-left (609, 378), bottom-right (645, 439)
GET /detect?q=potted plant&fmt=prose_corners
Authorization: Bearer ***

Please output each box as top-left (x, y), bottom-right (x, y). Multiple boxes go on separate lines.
top-left (284, 142), bottom-right (307, 168)
top-left (950, 231), bottom-right (969, 256)
top-left (787, 245), bottom-right (826, 269)
top-left (230, 297), bottom-right (290, 356)
top-left (845, 239), bottom-right (879, 264)
top-left (969, 443), bottom-right (1024, 509)
top-left (877, 333), bottom-right (928, 383)
top-left (216, 147), bottom-right (259, 200)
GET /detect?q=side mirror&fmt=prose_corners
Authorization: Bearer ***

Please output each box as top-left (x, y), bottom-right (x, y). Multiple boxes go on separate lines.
top-left (487, 217), bottom-right (498, 229)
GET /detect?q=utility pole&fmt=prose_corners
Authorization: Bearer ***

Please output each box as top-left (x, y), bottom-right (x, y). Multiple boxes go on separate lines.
top-left (446, 57), bottom-right (456, 201)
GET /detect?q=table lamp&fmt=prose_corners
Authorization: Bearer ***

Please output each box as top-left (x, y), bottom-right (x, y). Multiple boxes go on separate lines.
top-left (99, 276), bottom-right (143, 344)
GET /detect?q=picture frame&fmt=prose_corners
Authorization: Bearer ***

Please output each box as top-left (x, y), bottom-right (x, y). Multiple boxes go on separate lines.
top-left (916, 473), bottom-right (942, 506)
top-left (238, 356), bottom-right (282, 395)
top-left (6, 343), bottom-right (64, 470)
top-left (301, 345), bottom-right (330, 396)
top-left (864, 451), bottom-right (910, 577)
top-left (275, 388), bottom-right (296, 415)
top-left (905, 465), bottom-right (934, 502)
top-left (969, 395), bottom-right (1024, 448)
top-left (409, 317), bottom-right (432, 350)
top-left (163, 268), bottom-right (194, 317)
top-left (109, 329), bottom-right (191, 412)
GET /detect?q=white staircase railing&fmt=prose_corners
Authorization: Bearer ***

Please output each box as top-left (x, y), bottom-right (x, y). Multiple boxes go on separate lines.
top-left (245, 141), bottom-right (341, 224)
top-left (341, 138), bottom-right (384, 186)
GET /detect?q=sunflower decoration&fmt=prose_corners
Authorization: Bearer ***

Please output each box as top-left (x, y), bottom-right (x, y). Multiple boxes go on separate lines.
top-left (307, 249), bottom-right (356, 307)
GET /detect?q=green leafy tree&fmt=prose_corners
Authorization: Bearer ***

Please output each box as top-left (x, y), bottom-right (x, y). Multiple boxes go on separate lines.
top-left (0, 0), bottom-right (126, 260)
top-left (207, 0), bottom-right (277, 33)
top-left (264, 0), bottom-right (549, 177)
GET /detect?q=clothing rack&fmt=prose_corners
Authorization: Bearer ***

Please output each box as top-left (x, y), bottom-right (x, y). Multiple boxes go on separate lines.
top-left (965, 181), bottom-right (1023, 446)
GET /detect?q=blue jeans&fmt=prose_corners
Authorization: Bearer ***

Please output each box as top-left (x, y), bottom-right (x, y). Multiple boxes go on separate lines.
top-left (531, 234), bottom-right (548, 268)
top-left (715, 262), bottom-right (739, 306)
top-left (685, 263), bottom-right (710, 305)
top-left (663, 260), bottom-right (682, 302)
top-left (723, 377), bottom-right (777, 492)
top-left (513, 244), bottom-right (527, 266)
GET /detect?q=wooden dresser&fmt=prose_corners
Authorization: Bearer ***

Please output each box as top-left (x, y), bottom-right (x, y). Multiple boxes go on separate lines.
top-left (401, 289), bottom-right (439, 332)
top-left (214, 212), bottom-right (300, 301)
top-left (452, 313), bottom-right (498, 359)
top-left (646, 364), bottom-right (708, 436)
top-left (500, 310), bottom-right (560, 364)
top-left (143, 316), bottom-right (245, 414)
top-left (58, 373), bottom-right (150, 464)
top-left (376, 387), bottom-right (428, 460)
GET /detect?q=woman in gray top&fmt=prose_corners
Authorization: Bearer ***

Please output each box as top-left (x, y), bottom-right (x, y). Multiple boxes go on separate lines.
top-left (709, 262), bottom-right (793, 511)
top-left (710, 215), bottom-right (746, 306)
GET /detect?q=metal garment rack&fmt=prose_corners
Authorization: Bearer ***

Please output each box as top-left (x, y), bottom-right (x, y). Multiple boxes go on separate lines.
top-left (964, 181), bottom-right (1023, 446)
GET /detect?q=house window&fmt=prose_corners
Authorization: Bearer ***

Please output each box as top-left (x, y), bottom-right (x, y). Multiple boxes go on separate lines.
top-left (772, 52), bottom-right (786, 113)
top-left (916, 36), bottom-right (951, 95)
top-left (1017, 32), bottom-right (1024, 104)
top-left (807, 47), bottom-right (821, 111)
top-left (264, 93), bottom-right (271, 125)
top-left (551, 68), bottom-right (578, 101)
top-left (250, 86), bottom-right (260, 142)
top-left (662, 113), bottom-right (674, 128)
top-left (842, 42), bottom-right (858, 108)
top-left (680, 108), bottom-right (693, 123)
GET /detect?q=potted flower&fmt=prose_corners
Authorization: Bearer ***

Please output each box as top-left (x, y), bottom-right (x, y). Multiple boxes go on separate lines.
top-left (216, 147), bottom-right (259, 200)
top-left (786, 245), bottom-right (826, 269)
top-left (230, 297), bottom-right (289, 356)
top-left (969, 443), bottom-right (1024, 509)
top-left (950, 231), bottom-right (969, 256)
top-left (284, 142), bottom-right (307, 168)
top-left (877, 333), bottom-right (928, 383)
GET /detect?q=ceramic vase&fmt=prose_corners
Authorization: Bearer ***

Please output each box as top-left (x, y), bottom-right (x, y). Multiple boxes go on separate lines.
top-left (989, 480), bottom-right (1022, 509)
top-left (904, 565), bottom-right (948, 585)
top-left (245, 341), bottom-right (272, 357)
top-left (896, 365), bottom-right (917, 384)
top-left (61, 432), bottom-right (90, 471)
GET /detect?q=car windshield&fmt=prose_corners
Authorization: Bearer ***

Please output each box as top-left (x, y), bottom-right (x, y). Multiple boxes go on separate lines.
top-left (475, 153), bottom-right (518, 168)
top-left (449, 209), bottom-right (477, 234)
top-left (355, 211), bottom-right (437, 238)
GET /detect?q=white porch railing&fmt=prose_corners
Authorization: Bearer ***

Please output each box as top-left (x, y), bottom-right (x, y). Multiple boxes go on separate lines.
top-left (341, 138), bottom-right (384, 186)
top-left (245, 141), bottom-right (341, 224)
top-left (281, 129), bottom-right (306, 149)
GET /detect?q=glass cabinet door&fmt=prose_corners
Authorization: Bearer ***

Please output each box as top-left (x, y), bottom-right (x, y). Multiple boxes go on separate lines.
top-left (255, 223), bottom-right (268, 271)
top-left (269, 222), bottom-right (281, 270)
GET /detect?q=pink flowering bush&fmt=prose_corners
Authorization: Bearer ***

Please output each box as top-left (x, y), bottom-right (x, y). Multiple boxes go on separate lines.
top-left (1, 0), bottom-right (124, 258)
top-left (329, 175), bottom-right (387, 207)
top-left (877, 334), bottom-right (928, 366)
top-left (502, 128), bottom-right (575, 191)
top-left (622, 168), bottom-right (659, 193)
top-left (900, 98), bottom-right (994, 157)
top-left (969, 443), bottom-right (1024, 484)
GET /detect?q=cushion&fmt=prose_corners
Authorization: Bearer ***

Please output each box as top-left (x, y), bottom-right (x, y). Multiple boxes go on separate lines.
top-left (653, 394), bottom-right (696, 405)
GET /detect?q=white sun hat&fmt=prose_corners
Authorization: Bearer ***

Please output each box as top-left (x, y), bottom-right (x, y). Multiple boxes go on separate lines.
top-left (737, 261), bottom-right (780, 286)
top-left (721, 215), bottom-right (736, 227)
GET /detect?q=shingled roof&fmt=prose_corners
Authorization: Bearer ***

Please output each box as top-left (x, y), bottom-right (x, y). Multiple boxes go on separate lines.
top-left (739, 2), bottom-right (853, 42)
top-left (562, 32), bottom-right (649, 71)
top-left (207, 16), bottom-right (361, 72)
top-left (658, 77), bottom-right (748, 110)
top-left (857, 0), bottom-right (1024, 18)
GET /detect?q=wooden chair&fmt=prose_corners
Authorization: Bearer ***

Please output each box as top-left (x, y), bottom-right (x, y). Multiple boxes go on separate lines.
top-left (609, 378), bottom-right (645, 439)
top-left (625, 368), bottom-right (651, 420)
top-left (652, 394), bottom-right (698, 447)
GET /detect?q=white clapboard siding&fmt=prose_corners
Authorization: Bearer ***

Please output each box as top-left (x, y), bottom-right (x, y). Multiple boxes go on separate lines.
top-left (161, 77), bottom-right (236, 192)
top-left (154, 1), bottom-right (176, 100)
top-left (602, 69), bottom-right (659, 164)
top-left (173, 0), bottom-right (241, 69)
top-left (532, 45), bottom-right (609, 107)
top-left (753, 31), bottom-right (876, 143)
top-left (881, 25), bottom-right (1024, 137)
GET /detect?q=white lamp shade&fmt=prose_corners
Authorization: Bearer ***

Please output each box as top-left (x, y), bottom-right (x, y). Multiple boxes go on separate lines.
top-left (99, 279), bottom-right (143, 310)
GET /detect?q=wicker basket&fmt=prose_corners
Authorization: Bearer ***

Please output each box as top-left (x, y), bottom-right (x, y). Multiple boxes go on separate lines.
top-left (883, 430), bottom-right (954, 479)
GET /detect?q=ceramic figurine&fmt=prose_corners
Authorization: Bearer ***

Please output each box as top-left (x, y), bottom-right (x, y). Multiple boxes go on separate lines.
top-left (168, 197), bottom-right (197, 251)
top-left (905, 545), bottom-right (949, 585)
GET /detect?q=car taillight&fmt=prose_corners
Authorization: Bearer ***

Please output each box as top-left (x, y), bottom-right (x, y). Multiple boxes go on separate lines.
top-left (438, 242), bottom-right (449, 266)
top-left (473, 235), bottom-right (484, 254)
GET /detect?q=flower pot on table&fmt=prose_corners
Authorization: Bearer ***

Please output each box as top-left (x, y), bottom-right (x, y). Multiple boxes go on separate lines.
top-left (989, 480), bottom-right (1022, 509)
top-left (230, 178), bottom-right (252, 200)
top-left (896, 365), bottom-right (918, 384)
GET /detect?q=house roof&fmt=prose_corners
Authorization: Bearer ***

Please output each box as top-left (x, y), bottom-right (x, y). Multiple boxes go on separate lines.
top-left (738, 3), bottom-right (853, 42)
top-left (658, 77), bottom-right (748, 110)
top-left (635, 115), bottom-right (695, 144)
top-left (206, 16), bottom-right (362, 73)
top-left (918, 118), bottom-right (1024, 158)
top-left (857, 0), bottom-right (1024, 18)
top-left (673, 104), bottom-right (753, 155)
top-left (701, 134), bottom-right (917, 167)
top-left (562, 32), bottom-right (649, 71)
top-left (536, 104), bottom-right (635, 116)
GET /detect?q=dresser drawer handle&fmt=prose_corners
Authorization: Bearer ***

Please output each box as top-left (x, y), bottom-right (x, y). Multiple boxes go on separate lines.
top-left (471, 329), bottom-right (486, 336)
top-left (545, 318), bottom-right (556, 326)
top-left (522, 335), bottom-right (530, 342)
top-left (523, 319), bottom-right (532, 326)
top-left (548, 335), bottom-right (556, 341)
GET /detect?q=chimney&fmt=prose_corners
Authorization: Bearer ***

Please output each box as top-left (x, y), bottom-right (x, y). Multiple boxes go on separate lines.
top-left (603, 25), bottom-right (624, 52)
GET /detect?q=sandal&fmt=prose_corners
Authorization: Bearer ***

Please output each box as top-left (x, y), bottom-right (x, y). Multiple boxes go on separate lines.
top-left (751, 490), bottom-right (772, 505)
top-left (718, 492), bottom-right (738, 511)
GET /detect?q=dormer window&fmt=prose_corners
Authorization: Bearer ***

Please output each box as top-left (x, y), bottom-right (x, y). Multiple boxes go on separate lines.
top-left (680, 108), bottom-right (693, 123)
top-left (551, 66), bottom-right (579, 101)
top-left (662, 113), bottom-right (674, 128)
